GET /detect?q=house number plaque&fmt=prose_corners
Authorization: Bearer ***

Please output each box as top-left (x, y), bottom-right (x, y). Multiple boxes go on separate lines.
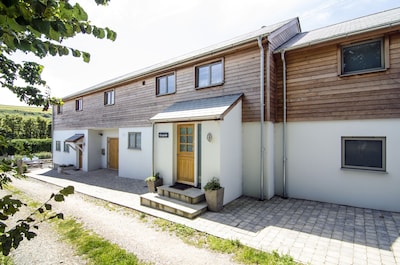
top-left (158, 132), bottom-right (169, 138)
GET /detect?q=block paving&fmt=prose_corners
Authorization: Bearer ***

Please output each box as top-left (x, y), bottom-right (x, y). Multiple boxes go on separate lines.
top-left (27, 168), bottom-right (400, 265)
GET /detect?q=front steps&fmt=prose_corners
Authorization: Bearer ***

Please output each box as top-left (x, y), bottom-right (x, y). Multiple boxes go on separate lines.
top-left (140, 185), bottom-right (207, 219)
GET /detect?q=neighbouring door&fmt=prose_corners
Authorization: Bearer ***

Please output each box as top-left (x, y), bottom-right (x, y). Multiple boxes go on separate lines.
top-left (177, 124), bottom-right (195, 184)
top-left (78, 144), bottom-right (82, 169)
top-left (108, 138), bottom-right (119, 170)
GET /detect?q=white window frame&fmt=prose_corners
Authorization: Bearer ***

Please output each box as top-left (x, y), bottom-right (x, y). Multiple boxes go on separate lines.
top-left (156, 73), bottom-right (175, 96)
top-left (104, 90), bottom-right (115, 105)
top-left (340, 38), bottom-right (385, 75)
top-left (75, 98), bottom-right (83, 111)
top-left (195, 60), bottom-right (224, 89)
top-left (341, 136), bottom-right (386, 172)
top-left (55, 141), bottom-right (61, 151)
top-left (128, 132), bottom-right (141, 150)
top-left (63, 142), bottom-right (69, 153)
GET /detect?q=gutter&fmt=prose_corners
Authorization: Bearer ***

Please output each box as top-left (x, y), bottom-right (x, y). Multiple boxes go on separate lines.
top-left (257, 36), bottom-right (265, 201)
top-left (281, 51), bottom-right (288, 199)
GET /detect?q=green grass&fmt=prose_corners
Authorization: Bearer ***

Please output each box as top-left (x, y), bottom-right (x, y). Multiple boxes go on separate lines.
top-left (0, 104), bottom-right (52, 119)
top-left (151, 218), bottom-right (301, 265)
top-left (56, 219), bottom-right (143, 265)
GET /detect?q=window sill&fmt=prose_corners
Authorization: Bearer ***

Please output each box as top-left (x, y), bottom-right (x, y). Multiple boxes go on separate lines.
top-left (340, 167), bottom-right (388, 174)
top-left (156, 91), bottom-right (176, 97)
top-left (339, 68), bottom-right (387, 77)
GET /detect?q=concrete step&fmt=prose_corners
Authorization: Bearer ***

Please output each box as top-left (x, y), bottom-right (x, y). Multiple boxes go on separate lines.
top-left (140, 193), bottom-right (207, 219)
top-left (157, 185), bottom-right (205, 204)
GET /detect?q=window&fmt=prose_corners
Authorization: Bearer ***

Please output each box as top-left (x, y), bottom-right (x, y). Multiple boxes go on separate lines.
top-left (104, 90), bottom-right (115, 105)
top-left (156, 73), bottom-right (175, 95)
top-left (195, 60), bottom-right (223, 88)
top-left (341, 137), bottom-right (386, 171)
top-left (341, 39), bottom-right (384, 75)
top-left (56, 105), bottom-right (63, 114)
top-left (128, 132), bottom-right (141, 150)
top-left (75, 98), bottom-right (83, 111)
top-left (63, 142), bottom-right (69, 153)
top-left (55, 141), bottom-right (61, 151)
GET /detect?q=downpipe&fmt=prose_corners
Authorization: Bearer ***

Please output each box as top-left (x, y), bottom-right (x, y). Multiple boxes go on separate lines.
top-left (281, 51), bottom-right (288, 199)
top-left (257, 36), bottom-right (265, 201)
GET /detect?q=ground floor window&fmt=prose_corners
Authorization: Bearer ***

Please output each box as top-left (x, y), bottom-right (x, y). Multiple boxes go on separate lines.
top-left (341, 137), bottom-right (386, 171)
top-left (55, 141), bottom-right (61, 151)
top-left (63, 142), bottom-right (70, 153)
top-left (128, 132), bottom-right (141, 150)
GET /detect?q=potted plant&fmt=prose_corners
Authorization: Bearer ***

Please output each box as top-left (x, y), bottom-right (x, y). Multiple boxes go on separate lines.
top-left (145, 172), bottom-right (163, 193)
top-left (204, 177), bottom-right (224, 212)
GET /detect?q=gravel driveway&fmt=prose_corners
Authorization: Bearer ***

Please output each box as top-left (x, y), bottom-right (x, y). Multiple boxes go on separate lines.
top-left (3, 177), bottom-right (238, 265)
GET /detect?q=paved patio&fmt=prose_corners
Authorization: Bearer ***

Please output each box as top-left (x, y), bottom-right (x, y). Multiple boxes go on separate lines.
top-left (27, 168), bottom-right (400, 265)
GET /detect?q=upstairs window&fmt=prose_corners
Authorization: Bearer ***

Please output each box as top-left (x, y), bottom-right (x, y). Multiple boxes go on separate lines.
top-left (195, 60), bottom-right (223, 88)
top-left (128, 132), bottom-right (141, 150)
top-left (341, 137), bottom-right (386, 172)
top-left (104, 90), bottom-right (115, 105)
top-left (341, 38), bottom-right (384, 75)
top-left (75, 98), bottom-right (83, 111)
top-left (56, 105), bottom-right (63, 115)
top-left (156, 73), bottom-right (175, 96)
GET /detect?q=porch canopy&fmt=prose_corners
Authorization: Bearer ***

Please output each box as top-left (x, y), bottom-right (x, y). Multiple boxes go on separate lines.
top-left (150, 93), bottom-right (243, 123)
top-left (65, 134), bottom-right (84, 142)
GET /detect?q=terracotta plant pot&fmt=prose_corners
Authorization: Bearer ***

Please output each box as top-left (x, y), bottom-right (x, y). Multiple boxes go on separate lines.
top-left (205, 187), bottom-right (224, 212)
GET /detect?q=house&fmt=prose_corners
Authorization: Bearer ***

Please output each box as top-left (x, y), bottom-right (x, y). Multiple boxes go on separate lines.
top-left (53, 8), bottom-right (400, 212)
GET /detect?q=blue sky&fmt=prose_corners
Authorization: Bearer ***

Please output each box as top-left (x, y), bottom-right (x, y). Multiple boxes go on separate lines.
top-left (2, 0), bottom-right (399, 106)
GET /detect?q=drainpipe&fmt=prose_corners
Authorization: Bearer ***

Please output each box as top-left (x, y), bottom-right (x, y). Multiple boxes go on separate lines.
top-left (257, 36), bottom-right (265, 201)
top-left (151, 122), bottom-right (155, 176)
top-left (281, 51), bottom-right (288, 199)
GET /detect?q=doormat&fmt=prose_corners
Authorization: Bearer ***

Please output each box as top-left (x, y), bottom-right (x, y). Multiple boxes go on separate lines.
top-left (170, 183), bottom-right (192, 190)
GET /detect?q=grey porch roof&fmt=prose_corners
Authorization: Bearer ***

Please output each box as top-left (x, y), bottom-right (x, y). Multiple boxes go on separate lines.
top-left (63, 18), bottom-right (298, 100)
top-left (65, 134), bottom-right (84, 142)
top-left (276, 7), bottom-right (400, 52)
top-left (150, 94), bottom-right (243, 123)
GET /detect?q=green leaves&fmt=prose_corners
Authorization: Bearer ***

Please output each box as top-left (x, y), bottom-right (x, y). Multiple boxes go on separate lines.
top-left (0, 0), bottom-right (117, 109)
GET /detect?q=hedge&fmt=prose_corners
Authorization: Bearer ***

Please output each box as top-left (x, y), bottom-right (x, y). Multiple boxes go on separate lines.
top-left (6, 138), bottom-right (52, 155)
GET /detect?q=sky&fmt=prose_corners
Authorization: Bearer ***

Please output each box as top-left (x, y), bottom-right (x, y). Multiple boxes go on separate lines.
top-left (1, 0), bottom-right (399, 106)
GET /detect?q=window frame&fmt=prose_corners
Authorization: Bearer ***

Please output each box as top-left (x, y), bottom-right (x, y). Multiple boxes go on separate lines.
top-left (55, 141), bottom-right (61, 151)
top-left (195, 59), bottom-right (224, 89)
top-left (63, 142), bottom-right (70, 153)
top-left (75, 98), bottom-right (83, 111)
top-left (341, 136), bottom-right (386, 172)
top-left (104, 90), bottom-right (115, 106)
top-left (128, 132), bottom-right (142, 150)
top-left (156, 73), bottom-right (176, 96)
top-left (339, 37), bottom-right (387, 76)
top-left (56, 104), bottom-right (63, 115)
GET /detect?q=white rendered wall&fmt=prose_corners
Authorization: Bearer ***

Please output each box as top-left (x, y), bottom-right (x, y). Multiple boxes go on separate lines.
top-left (153, 123), bottom-right (174, 185)
top-left (220, 101), bottom-right (242, 204)
top-left (274, 119), bottom-right (400, 212)
top-left (242, 121), bottom-right (275, 199)
top-left (119, 127), bottom-right (152, 180)
top-left (201, 120), bottom-right (221, 188)
top-left (87, 129), bottom-right (102, 171)
top-left (53, 130), bottom-right (87, 170)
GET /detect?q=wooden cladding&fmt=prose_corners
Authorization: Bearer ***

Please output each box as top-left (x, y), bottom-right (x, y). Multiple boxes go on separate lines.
top-left (274, 33), bottom-right (400, 122)
top-left (54, 47), bottom-right (267, 130)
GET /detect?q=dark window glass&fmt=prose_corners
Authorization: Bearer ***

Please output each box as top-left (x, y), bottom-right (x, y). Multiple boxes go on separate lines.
top-left (195, 61), bottom-right (223, 88)
top-left (342, 39), bottom-right (383, 74)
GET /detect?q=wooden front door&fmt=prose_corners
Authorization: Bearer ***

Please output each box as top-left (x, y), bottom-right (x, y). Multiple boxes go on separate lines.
top-left (177, 124), bottom-right (194, 184)
top-left (108, 138), bottom-right (119, 170)
top-left (78, 145), bottom-right (82, 169)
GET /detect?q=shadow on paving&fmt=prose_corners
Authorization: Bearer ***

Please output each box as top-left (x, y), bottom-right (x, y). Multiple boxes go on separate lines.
top-left (40, 168), bottom-right (148, 195)
top-left (202, 196), bottom-right (400, 252)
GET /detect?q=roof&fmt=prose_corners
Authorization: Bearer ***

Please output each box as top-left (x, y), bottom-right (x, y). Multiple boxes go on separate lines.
top-left (63, 18), bottom-right (298, 100)
top-left (65, 134), bottom-right (84, 142)
top-left (276, 7), bottom-right (400, 52)
top-left (150, 93), bottom-right (243, 123)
